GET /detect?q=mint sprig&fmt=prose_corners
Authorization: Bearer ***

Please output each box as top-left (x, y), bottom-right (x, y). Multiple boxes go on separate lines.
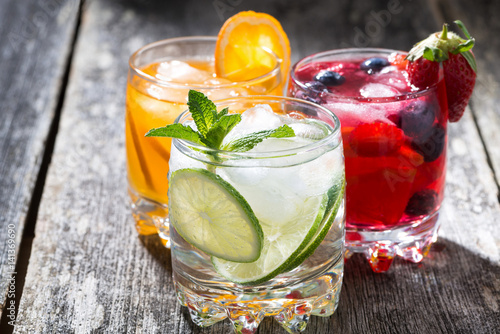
top-left (223, 125), bottom-right (295, 152)
top-left (145, 90), bottom-right (295, 153)
top-left (186, 90), bottom-right (218, 136)
top-left (145, 123), bottom-right (204, 145)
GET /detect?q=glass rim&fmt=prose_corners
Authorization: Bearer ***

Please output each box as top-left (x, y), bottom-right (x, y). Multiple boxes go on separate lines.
top-left (128, 36), bottom-right (282, 89)
top-left (290, 47), bottom-right (440, 102)
top-left (172, 95), bottom-right (342, 161)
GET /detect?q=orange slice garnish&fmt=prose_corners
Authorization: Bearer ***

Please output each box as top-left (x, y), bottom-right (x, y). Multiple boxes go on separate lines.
top-left (215, 11), bottom-right (291, 84)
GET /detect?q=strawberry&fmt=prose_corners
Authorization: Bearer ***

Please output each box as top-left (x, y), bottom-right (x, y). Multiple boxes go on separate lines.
top-left (406, 57), bottom-right (439, 89)
top-left (443, 53), bottom-right (477, 121)
top-left (388, 52), bottom-right (408, 70)
top-left (349, 122), bottom-right (404, 157)
top-left (405, 20), bottom-right (477, 122)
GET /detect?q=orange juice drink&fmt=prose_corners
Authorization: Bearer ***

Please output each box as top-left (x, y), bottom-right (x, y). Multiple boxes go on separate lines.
top-left (126, 34), bottom-right (287, 246)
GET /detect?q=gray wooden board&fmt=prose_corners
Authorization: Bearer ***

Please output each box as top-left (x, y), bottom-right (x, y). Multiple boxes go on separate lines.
top-left (0, 0), bottom-right (81, 318)
top-left (13, 0), bottom-right (500, 333)
top-left (439, 0), bottom-right (500, 193)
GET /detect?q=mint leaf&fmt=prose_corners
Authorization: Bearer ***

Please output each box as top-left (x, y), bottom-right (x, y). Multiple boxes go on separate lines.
top-left (223, 124), bottom-right (295, 152)
top-left (217, 107), bottom-right (229, 120)
top-left (269, 124), bottom-right (295, 138)
top-left (187, 90), bottom-right (217, 137)
top-left (145, 123), bottom-right (204, 145)
top-left (204, 114), bottom-right (241, 149)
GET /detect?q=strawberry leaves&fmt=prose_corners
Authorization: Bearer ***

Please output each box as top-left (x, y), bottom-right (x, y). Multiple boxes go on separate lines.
top-left (452, 20), bottom-right (477, 72)
top-left (422, 46), bottom-right (448, 62)
top-left (406, 21), bottom-right (475, 64)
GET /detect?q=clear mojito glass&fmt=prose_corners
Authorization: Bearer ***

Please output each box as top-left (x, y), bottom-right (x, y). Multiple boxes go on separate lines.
top-left (125, 37), bottom-right (282, 246)
top-left (289, 49), bottom-right (448, 272)
top-left (168, 96), bottom-right (345, 333)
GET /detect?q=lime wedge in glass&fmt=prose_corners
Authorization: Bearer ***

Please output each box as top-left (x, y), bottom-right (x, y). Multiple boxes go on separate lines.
top-left (212, 189), bottom-right (333, 285)
top-left (281, 178), bottom-right (345, 273)
top-left (168, 168), bottom-right (263, 263)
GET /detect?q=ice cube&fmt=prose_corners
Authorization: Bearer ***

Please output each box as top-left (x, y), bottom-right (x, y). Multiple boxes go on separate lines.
top-left (169, 139), bottom-right (205, 174)
top-left (132, 88), bottom-right (174, 115)
top-left (143, 61), bottom-right (251, 103)
top-left (156, 60), bottom-right (214, 84)
top-left (252, 137), bottom-right (344, 198)
top-left (299, 148), bottom-right (345, 197)
top-left (144, 83), bottom-right (190, 104)
top-left (250, 137), bottom-right (313, 153)
top-left (218, 167), bottom-right (268, 187)
top-left (322, 101), bottom-right (386, 127)
top-left (220, 166), bottom-right (304, 226)
top-left (223, 104), bottom-right (283, 143)
top-left (289, 120), bottom-right (328, 140)
top-left (376, 66), bottom-right (409, 91)
top-left (360, 83), bottom-right (400, 98)
top-left (202, 78), bottom-right (250, 101)
top-left (243, 178), bottom-right (303, 226)
top-left (218, 123), bottom-right (345, 224)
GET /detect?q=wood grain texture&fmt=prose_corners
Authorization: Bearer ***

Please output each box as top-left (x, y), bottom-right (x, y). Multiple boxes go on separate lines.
top-left (439, 0), bottom-right (500, 192)
top-left (13, 0), bottom-right (500, 333)
top-left (0, 0), bottom-right (81, 317)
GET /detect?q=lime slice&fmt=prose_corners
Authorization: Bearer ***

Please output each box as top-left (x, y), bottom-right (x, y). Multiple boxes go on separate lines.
top-left (282, 178), bottom-right (345, 273)
top-left (168, 168), bottom-right (263, 263)
top-left (212, 192), bottom-right (329, 285)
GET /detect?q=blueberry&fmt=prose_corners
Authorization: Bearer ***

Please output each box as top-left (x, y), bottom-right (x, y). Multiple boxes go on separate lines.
top-left (313, 70), bottom-right (345, 86)
top-left (294, 81), bottom-right (328, 104)
top-left (411, 124), bottom-right (446, 162)
top-left (405, 189), bottom-right (438, 216)
top-left (400, 101), bottom-right (436, 139)
top-left (360, 57), bottom-right (390, 73)
top-left (304, 81), bottom-right (328, 92)
top-left (295, 90), bottom-right (323, 104)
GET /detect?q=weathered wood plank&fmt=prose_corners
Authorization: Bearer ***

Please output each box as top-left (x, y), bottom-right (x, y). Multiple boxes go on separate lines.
top-left (438, 0), bottom-right (500, 193)
top-left (14, 0), bottom-right (500, 333)
top-left (0, 0), bottom-right (81, 319)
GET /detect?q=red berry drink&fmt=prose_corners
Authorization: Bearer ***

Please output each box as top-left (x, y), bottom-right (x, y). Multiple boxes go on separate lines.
top-left (289, 49), bottom-right (448, 272)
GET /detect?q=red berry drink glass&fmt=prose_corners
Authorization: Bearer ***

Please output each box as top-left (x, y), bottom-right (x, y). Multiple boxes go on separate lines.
top-left (289, 49), bottom-right (447, 272)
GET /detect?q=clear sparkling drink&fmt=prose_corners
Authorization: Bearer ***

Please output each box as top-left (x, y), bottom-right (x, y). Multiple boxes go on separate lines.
top-left (289, 49), bottom-right (448, 272)
top-left (168, 96), bottom-right (345, 333)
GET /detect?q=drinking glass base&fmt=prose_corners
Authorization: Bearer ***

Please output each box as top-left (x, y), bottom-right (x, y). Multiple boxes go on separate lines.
top-left (345, 211), bottom-right (440, 273)
top-left (174, 257), bottom-right (344, 334)
top-left (128, 187), bottom-right (170, 247)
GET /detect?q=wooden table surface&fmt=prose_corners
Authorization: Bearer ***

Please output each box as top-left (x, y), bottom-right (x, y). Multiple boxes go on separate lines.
top-left (1, 0), bottom-right (499, 333)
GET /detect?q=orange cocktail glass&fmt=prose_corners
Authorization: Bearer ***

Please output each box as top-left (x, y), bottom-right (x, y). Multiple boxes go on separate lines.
top-left (126, 36), bottom-right (283, 246)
